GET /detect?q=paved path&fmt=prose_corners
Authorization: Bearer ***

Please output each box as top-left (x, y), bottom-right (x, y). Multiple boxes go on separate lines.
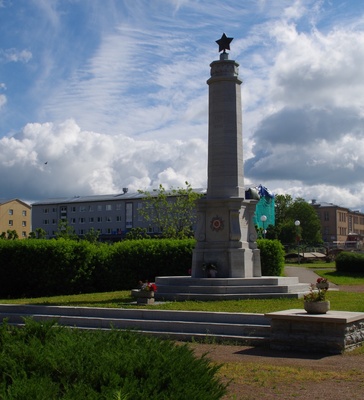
top-left (284, 266), bottom-right (339, 290)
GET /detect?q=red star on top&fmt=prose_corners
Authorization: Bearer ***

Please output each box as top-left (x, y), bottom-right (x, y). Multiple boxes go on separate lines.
top-left (216, 33), bottom-right (233, 53)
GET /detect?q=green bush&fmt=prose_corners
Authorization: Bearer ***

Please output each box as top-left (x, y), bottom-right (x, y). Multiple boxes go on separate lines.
top-left (257, 239), bottom-right (285, 276)
top-left (336, 251), bottom-right (364, 273)
top-left (0, 239), bottom-right (195, 298)
top-left (0, 319), bottom-right (226, 399)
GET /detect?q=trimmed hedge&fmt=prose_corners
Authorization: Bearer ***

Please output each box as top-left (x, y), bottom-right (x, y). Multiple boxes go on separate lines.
top-left (0, 238), bottom-right (285, 298)
top-left (336, 251), bottom-right (364, 273)
top-left (0, 239), bottom-right (195, 298)
top-left (257, 239), bottom-right (285, 276)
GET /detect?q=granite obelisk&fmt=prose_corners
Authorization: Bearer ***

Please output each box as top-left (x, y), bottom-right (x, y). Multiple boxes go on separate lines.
top-left (191, 33), bottom-right (261, 278)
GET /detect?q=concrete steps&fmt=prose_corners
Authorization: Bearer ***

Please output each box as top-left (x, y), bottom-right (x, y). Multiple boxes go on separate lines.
top-left (155, 276), bottom-right (310, 301)
top-left (0, 304), bottom-right (271, 345)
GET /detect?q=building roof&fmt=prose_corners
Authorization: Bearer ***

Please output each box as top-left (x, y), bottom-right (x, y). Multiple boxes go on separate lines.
top-left (0, 198), bottom-right (31, 208)
top-left (31, 188), bottom-right (206, 206)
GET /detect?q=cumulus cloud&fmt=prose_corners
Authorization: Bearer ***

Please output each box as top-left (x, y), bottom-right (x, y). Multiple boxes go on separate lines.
top-left (0, 119), bottom-right (207, 200)
top-left (244, 17), bottom-right (364, 210)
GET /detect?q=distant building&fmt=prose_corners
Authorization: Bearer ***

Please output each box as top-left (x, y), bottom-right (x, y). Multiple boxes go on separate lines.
top-left (311, 200), bottom-right (364, 248)
top-left (0, 199), bottom-right (31, 239)
top-left (31, 189), bottom-right (205, 240)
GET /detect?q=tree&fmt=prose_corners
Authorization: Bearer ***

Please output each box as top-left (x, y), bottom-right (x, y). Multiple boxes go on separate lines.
top-left (83, 227), bottom-right (100, 243)
top-left (274, 196), bottom-right (322, 245)
top-left (55, 220), bottom-right (79, 240)
top-left (138, 182), bottom-right (203, 239)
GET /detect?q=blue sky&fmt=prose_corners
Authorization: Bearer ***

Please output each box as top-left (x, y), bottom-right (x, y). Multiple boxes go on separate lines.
top-left (1, 0), bottom-right (364, 210)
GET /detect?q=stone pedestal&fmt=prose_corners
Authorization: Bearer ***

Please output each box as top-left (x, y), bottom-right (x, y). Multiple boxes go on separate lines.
top-left (266, 309), bottom-right (364, 354)
top-left (192, 197), bottom-right (261, 278)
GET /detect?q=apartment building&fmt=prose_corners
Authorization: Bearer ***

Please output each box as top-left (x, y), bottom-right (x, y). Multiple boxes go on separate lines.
top-left (311, 200), bottom-right (364, 247)
top-left (31, 189), bottom-right (205, 240)
top-left (0, 199), bottom-right (31, 239)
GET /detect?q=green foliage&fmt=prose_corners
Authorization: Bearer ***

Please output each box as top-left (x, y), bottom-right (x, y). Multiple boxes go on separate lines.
top-left (257, 239), bottom-right (285, 276)
top-left (55, 220), bottom-right (79, 240)
top-left (274, 195), bottom-right (322, 245)
top-left (336, 251), bottom-right (364, 273)
top-left (138, 182), bottom-right (203, 239)
top-left (83, 227), bottom-right (100, 243)
top-left (0, 238), bottom-right (195, 298)
top-left (124, 227), bottom-right (151, 240)
top-left (0, 230), bottom-right (19, 240)
top-left (0, 320), bottom-right (226, 399)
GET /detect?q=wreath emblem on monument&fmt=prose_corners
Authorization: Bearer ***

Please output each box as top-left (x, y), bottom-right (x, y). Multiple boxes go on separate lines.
top-left (210, 215), bottom-right (224, 232)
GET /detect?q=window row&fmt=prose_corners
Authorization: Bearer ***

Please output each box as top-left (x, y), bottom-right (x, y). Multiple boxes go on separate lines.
top-left (42, 204), bottom-right (130, 213)
top-left (8, 209), bottom-right (27, 216)
top-left (8, 220), bottom-right (27, 226)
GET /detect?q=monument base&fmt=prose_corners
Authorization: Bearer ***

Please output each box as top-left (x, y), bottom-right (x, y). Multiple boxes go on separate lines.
top-left (155, 276), bottom-right (309, 301)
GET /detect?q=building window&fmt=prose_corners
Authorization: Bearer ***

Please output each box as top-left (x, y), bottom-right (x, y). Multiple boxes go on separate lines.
top-left (89, 205), bottom-right (94, 212)
top-left (106, 204), bottom-right (112, 211)
top-left (8, 220), bottom-right (13, 226)
top-left (22, 210), bottom-right (27, 216)
top-left (116, 203), bottom-right (122, 211)
top-left (97, 217), bottom-right (102, 223)
top-left (22, 231), bottom-right (27, 237)
top-left (89, 217), bottom-right (94, 223)
top-left (79, 229), bottom-right (85, 235)
top-left (71, 206), bottom-right (76, 212)
top-left (8, 209), bottom-right (13, 215)
top-left (52, 207), bottom-right (57, 213)
top-left (61, 206), bottom-right (67, 212)
top-left (106, 216), bottom-right (112, 222)
top-left (324, 212), bottom-right (329, 221)
top-left (79, 217), bottom-right (85, 223)
top-left (97, 205), bottom-right (102, 212)
top-left (22, 221), bottom-right (26, 227)
top-left (116, 216), bottom-right (122, 222)
top-left (126, 203), bottom-right (133, 228)
top-left (137, 202), bottom-right (143, 221)
top-left (70, 218), bottom-right (76, 224)
top-left (52, 219), bottom-right (57, 225)
top-left (43, 208), bottom-right (49, 214)
top-left (80, 206), bottom-right (86, 212)
top-left (43, 219), bottom-right (49, 225)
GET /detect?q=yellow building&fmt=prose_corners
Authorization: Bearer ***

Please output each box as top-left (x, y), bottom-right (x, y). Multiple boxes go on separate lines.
top-left (0, 199), bottom-right (31, 239)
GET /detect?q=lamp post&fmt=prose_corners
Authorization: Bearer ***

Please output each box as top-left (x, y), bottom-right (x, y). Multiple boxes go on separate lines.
top-left (260, 215), bottom-right (267, 239)
top-left (294, 220), bottom-right (301, 264)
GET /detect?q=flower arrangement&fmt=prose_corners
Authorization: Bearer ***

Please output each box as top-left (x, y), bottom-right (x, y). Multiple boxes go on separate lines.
top-left (303, 278), bottom-right (329, 302)
top-left (138, 281), bottom-right (157, 292)
top-left (202, 263), bottom-right (217, 272)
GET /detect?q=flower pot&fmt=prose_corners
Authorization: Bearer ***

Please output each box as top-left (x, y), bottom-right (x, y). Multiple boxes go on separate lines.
top-left (316, 282), bottom-right (329, 290)
top-left (208, 269), bottom-right (217, 278)
top-left (304, 300), bottom-right (330, 314)
top-left (131, 289), bottom-right (155, 305)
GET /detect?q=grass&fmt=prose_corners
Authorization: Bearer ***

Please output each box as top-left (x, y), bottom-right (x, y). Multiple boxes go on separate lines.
top-left (0, 263), bottom-right (363, 313)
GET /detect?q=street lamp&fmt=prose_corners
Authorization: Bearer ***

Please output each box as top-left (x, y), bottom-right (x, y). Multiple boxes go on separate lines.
top-left (295, 220), bottom-right (301, 264)
top-left (260, 215), bottom-right (267, 239)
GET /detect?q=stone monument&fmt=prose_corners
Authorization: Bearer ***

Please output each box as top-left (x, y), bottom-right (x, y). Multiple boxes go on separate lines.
top-left (155, 34), bottom-right (309, 300)
top-left (191, 33), bottom-right (260, 278)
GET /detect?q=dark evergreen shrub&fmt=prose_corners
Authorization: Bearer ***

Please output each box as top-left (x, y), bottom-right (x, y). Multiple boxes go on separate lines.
top-left (257, 239), bottom-right (285, 276)
top-left (0, 319), bottom-right (227, 399)
top-left (336, 251), bottom-right (364, 273)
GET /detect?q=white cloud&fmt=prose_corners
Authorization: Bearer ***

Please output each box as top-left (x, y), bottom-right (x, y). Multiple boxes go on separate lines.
top-left (0, 49), bottom-right (32, 63)
top-left (0, 119), bottom-right (207, 200)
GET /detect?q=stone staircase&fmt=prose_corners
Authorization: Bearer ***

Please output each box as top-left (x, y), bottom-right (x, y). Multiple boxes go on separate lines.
top-left (155, 276), bottom-right (310, 301)
top-left (0, 304), bottom-right (271, 345)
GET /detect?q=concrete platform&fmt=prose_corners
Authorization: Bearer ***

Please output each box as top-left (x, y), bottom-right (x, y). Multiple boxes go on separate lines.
top-left (266, 309), bottom-right (364, 354)
top-left (155, 276), bottom-right (310, 301)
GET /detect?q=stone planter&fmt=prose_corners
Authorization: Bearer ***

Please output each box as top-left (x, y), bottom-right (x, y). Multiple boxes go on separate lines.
top-left (131, 289), bottom-right (155, 305)
top-left (316, 282), bottom-right (329, 290)
top-left (304, 300), bottom-right (330, 314)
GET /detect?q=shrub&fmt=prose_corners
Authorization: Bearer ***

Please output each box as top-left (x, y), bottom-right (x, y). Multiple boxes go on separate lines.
top-left (257, 239), bottom-right (285, 276)
top-left (0, 319), bottom-right (227, 399)
top-left (336, 251), bottom-right (364, 273)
